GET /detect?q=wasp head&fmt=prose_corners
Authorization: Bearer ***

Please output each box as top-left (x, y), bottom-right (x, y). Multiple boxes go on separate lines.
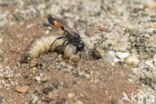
top-left (76, 41), bottom-right (85, 52)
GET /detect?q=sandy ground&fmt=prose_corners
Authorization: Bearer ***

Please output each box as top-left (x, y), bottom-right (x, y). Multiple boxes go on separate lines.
top-left (0, 0), bottom-right (156, 104)
top-left (0, 17), bottom-right (138, 104)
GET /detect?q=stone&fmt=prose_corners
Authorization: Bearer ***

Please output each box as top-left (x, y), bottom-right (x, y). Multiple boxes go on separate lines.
top-left (30, 96), bottom-right (39, 104)
top-left (90, 49), bottom-right (102, 59)
top-left (105, 51), bottom-right (116, 61)
top-left (42, 86), bottom-right (53, 94)
top-left (48, 92), bottom-right (53, 100)
top-left (41, 77), bottom-right (50, 83)
top-left (75, 100), bottom-right (84, 104)
top-left (116, 52), bottom-right (129, 59)
top-left (34, 76), bottom-right (41, 84)
top-left (15, 85), bottom-right (29, 93)
top-left (125, 55), bottom-right (140, 67)
top-left (29, 58), bottom-right (37, 68)
top-left (68, 93), bottom-right (75, 98)
top-left (145, 60), bottom-right (153, 68)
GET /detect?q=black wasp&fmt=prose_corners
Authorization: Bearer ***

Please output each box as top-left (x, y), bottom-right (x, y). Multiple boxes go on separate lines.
top-left (48, 16), bottom-right (85, 54)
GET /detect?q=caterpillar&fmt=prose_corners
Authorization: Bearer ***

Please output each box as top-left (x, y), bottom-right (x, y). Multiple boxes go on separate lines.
top-left (21, 34), bottom-right (81, 63)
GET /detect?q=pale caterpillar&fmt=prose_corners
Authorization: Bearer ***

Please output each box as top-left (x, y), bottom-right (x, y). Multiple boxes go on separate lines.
top-left (21, 34), bottom-right (80, 63)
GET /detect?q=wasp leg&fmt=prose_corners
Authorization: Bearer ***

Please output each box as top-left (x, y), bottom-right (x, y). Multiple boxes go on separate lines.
top-left (57, 40), bottom-right (68, 54)
top-left (62, 40), bottom-right (69, 47)
top-left (50, 36), bottom-right (64, 49)
top-left (55, 40), bottom-right (69, 60)
top-left (44, 36), bottom-right (65, 54)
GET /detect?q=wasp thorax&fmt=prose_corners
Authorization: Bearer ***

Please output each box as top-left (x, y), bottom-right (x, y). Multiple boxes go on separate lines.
top-left (74, 32), bottom-right (80, 40)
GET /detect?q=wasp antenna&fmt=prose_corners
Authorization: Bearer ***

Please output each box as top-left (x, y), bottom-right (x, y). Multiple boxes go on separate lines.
top-left (73, 25), bottom-right (79, 33)
top-left (82, 48), bottom-right (87, 62)
top-left (85, 44), bottom-right (89, 50)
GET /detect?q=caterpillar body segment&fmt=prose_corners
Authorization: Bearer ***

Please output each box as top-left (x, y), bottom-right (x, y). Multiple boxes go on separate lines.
top-left (63, 44), bottom-right (80, 62)
top-left (21, 34), bottom-right (80, 63)
top-left (21, 34), bottom-right (58, 63)
top-left (49, 38), bottom-right (80, 62)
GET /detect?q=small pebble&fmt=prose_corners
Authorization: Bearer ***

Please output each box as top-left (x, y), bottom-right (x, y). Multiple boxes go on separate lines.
top-left (105, 51), bottom-right (116, 61)
top-left (90, 49), bottom-right (102, 59)
top-left (41, 77), bottom-right (50, 83)
top-left (145, 60), bottom-right (153, 68)
top-left (34, 76), bottom-right (41, 84)
top-left (48, 92), bottom-right (53, 100)
top-left (29, 58), bottom-right (37, 68)
top-left (45, 30), bottom-right (50, 35)
top-left (15, 85), bottom-right (29, 93)
top-left (30, 96), bottom-right (39, 104)
top-left (125, 55), bottom-right (139, 67)
top-left (116, 52), bottom-right (129, 59)
top-left (75, 100), bottom-right (84, 104)
top-left (138, 61), bottom-right (145, 70)
top-left (115, 40), bottom-right (129, 51)
top-left (60, 62), bottom-right (66, 67)
top-left (68, 93), bottom-right (75, 98)
top-left (26, 24), bottom-right (33, 28)
top-left (42, 86), bottom-right (53, 94)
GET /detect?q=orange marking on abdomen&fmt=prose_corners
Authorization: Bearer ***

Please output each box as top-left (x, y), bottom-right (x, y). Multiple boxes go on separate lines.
top-left (54, 20), bottom-right (63, 28)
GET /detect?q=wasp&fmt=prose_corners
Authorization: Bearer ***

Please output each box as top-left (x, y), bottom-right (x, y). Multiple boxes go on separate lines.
top-left (48, 16), bottom-right (85, 54)
top-left (20, 16), bottom-right (85, 63)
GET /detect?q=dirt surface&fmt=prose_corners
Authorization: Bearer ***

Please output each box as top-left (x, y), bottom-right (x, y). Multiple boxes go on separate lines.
top-left (0, 0), bottom-right (156, 104)
top-left (0, 17), bottom-right (138, 104)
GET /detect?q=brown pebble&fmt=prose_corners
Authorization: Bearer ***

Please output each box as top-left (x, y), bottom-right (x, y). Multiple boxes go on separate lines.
top-left (90, 49), bottom-right (102, 59)
top-left (29, 58), bottom-right (38, 68)
top-left (68, 93), bottom-right (75, 98)
top-left (75, 100), bottom-right (84, 104)
top-left (48, 92), bottom-right (53, 100)
top-left (15, 85), bottom-right (29, 93)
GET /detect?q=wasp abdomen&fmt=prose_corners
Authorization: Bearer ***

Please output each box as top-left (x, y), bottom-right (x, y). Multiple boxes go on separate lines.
top-left (48, 16), bottom-right (63, 29)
